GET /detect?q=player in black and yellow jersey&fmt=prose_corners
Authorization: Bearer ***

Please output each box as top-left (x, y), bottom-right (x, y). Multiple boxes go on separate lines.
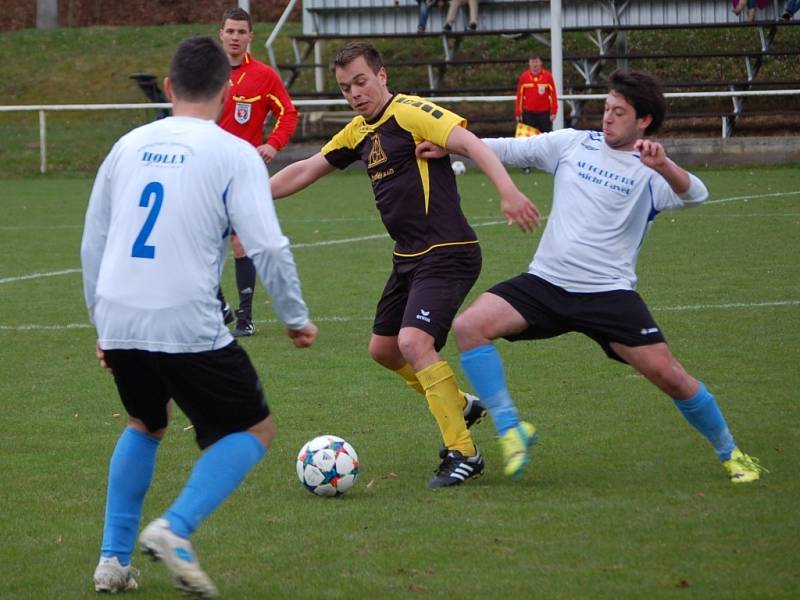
top-left (270, 42), bottom-right (540, 488)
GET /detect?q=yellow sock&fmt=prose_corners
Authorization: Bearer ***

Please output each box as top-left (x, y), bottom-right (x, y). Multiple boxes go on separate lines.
top-left (416, 361), bottom-right (474, 456)
top-left (395, 363), bottom-right (425, 395)
top-left (395, 363), bottom-right (468, 410)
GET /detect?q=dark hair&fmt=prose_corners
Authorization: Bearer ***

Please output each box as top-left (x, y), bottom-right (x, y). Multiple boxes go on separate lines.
top-left (608, 69), bottom-right (666, 135)
top-left (331, 42), bottom-right (384, 73)
top-left (221, 7), bottom-right (252, 30)
top-left (529, 54), bottom-right (542, 61)
top-left (169, 36), bottom-right (230, 102)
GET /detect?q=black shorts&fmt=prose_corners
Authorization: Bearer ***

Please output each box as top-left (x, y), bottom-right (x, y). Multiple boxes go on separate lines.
top-left (521, 111), bottom-right (553, 134)
top-left (489, 273), bottom-right (667, 363)
top-left (373, 244), bottom-right (481, 351)
top-left (103, 342), bottom-right (269, 449)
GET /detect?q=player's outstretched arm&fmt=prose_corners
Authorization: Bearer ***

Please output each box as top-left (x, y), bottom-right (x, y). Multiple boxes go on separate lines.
top-left (270, 152), bottom-right (336, 199)
top-left (445, 126), bottom-right (540, 232)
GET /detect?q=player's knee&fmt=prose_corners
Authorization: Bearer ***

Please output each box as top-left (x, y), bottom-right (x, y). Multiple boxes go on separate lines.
top-left (646, 359), bottom-right (690, 398)
top-left (452, 313), bottom-right (468, 348)
top-left (368, 346), bottom-right (390, 367)
top-left (452, 311), bottom-right (483, 351)
top-left (661, 369), bottom-right (695, 399)
top-left (368, 337), bottom-right (398, 369)
top-left (396, 328), bottom-right (435, 366)
top-left (396, 332), bottom-right (419, 363)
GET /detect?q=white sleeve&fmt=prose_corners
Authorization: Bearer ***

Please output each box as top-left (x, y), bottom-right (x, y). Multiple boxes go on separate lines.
top-left (652, 171), bottom-right (709, 211)
top-left (227, 149), bottom-right (310, 329)
top-left (482, 129), bottom-right (578, 173)
top-left (80, 151), bottom-right (114, 324)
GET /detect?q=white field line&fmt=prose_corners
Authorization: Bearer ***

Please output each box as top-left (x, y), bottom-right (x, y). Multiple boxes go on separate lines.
top-left (292, 233), bottom-right (388, 248)
top-left (1, 300), bottom-right (797, 332)
top-left (0, 268), bottom-right (82, 284)
top-left (704, 190), bottom-right (800, 205)
top-left (1, 190), bottom-right (797, 285)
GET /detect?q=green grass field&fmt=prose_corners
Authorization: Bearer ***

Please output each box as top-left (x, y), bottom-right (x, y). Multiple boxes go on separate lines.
top-left (1, 166), bottom-right (799, 599)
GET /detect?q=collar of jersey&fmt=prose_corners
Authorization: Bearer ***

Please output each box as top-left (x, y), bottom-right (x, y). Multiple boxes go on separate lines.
top-left (364, 93), bottom-right (396, 125)
top-left (231, 53), bottom-right (252, 71)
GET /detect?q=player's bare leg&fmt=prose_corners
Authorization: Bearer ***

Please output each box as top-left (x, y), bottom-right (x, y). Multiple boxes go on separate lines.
top-left (612, 342), bottom-right (764, 482)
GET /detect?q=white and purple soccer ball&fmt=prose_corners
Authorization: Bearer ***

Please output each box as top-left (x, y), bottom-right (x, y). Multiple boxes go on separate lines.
top-left (451, 160), bottom-right (467, 175)
top-left (296, 435), bottom-right (360, 496)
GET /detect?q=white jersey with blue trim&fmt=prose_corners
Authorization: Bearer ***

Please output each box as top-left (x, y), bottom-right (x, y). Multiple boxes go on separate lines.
top-left (484, 128), bottom-right (708, 292)
top-left (81, 116), bottom-right (309, 353)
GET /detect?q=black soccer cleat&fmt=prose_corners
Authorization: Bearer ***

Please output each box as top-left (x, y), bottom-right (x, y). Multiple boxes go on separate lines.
top-left (428, 448), bottom-right (484, 489)
top-left (231, 309), bottom-right (256, 337)
top-left (463, 393), bottom-right (487, 429)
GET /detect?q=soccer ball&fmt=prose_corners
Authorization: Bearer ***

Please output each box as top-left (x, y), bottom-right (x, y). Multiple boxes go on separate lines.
top-left (451, 160), bottom-right (466, 175)
top-left (296, 435), bottom-right (360, 496)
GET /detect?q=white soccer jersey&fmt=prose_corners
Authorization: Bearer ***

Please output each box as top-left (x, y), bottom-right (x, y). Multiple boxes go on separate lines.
top-left (484, 129), bottom-right (708, 292)
top-left (81, 116), bottom-right (309, 353)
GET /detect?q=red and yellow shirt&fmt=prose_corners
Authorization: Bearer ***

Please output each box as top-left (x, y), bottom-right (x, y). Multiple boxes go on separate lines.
top-left (515, 68), bottom-right (558, 117)
top-left (218, 53), bottom-right (298, 150)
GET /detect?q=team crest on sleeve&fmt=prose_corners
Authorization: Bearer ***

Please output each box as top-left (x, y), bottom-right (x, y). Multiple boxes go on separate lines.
top-left (235, 102), bottom-right (252, 124)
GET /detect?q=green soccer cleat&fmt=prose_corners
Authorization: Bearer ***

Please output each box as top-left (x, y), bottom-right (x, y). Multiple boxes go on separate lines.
top-left (722, 448), bottom-right (767, 483)
top-left (499, 421), bottom-right (538, 479)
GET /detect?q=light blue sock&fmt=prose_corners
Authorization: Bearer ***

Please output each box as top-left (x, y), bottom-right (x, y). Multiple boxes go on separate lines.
top-left (673, 382), bottom-right (736, 461)
top-left (460, 344), bottom-right (520, 436)
top-left (101, 427), bottom-right (160, 565)
top-left (165, 432), bottom-right (266, 539)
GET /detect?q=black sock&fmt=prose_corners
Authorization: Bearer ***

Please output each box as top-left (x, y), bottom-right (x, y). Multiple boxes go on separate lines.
top-left (235, 256), bottom-right (256, 318)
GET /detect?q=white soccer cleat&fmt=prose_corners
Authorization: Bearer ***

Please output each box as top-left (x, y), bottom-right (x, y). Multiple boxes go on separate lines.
top-left (139, 518), bottom-right (219, 598)
top-left (93, 556), bottom-right (138, 593)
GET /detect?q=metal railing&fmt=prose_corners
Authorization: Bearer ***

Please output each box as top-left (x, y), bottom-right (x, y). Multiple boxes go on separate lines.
top-left (2, 88), bottom-right (798, 173)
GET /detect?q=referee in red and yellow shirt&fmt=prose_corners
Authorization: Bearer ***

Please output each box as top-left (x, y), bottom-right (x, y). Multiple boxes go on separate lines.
top-left (515, 55), bottom-right (558, 135)
top-left (217, 7), bottom-right (298, 337)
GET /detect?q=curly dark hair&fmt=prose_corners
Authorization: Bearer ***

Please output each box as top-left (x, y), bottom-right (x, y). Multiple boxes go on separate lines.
top-left (608, 70), bottom-right (666, 135)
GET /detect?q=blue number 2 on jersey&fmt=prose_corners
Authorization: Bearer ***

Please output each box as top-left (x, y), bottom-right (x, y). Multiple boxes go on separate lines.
top-left (131, 181), bottom-right (164, 259)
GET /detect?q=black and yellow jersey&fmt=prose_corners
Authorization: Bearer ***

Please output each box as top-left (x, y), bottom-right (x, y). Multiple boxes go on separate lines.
top-left (321, 94), bottom-right (478, 258)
